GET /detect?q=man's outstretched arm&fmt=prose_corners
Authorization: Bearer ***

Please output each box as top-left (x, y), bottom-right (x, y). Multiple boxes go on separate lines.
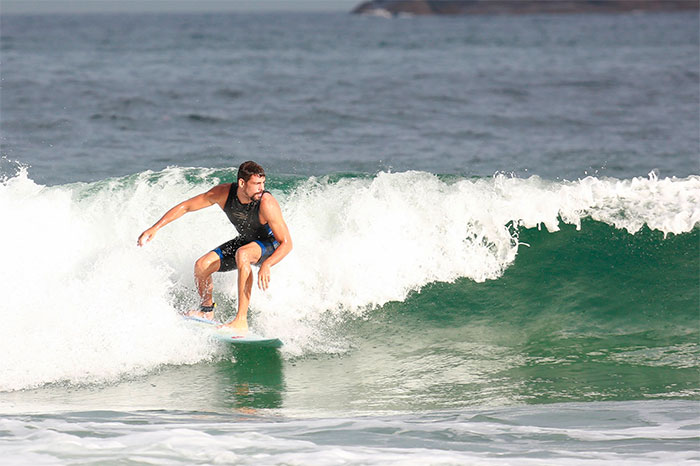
top-left (137, 184), bottom-right (229, 246)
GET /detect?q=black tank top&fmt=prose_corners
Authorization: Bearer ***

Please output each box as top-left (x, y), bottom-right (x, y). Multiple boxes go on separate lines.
top-left (222, 184), bottom-right (273, 241)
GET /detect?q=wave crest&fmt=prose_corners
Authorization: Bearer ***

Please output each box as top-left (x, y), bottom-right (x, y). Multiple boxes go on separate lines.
top-left (0, 167), bottom-right (697, 390)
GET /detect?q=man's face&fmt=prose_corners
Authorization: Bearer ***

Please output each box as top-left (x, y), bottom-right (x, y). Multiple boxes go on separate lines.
top-left (241, 174), bottom-right (265, 201)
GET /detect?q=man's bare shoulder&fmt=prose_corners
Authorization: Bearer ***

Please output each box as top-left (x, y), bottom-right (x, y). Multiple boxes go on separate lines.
top-left (205, 183), bottom-right (232, 207)
top-left (260, 190), bottom-right (277, 201)
top-left (260, 191), bottom-right (282, 216)
top-left (260, 191), bottom-right (280, 206)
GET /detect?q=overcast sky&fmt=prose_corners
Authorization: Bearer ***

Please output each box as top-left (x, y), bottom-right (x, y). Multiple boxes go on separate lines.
top-left (1, 0), bottom-right (361, 14)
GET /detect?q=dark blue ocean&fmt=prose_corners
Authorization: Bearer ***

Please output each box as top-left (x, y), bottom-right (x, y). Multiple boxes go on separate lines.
top-left (1, 10), bottom-right (698, 465)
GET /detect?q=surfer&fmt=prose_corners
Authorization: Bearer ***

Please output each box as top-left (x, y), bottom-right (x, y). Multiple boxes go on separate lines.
top-left (137, 161), bottom-right (292, 331)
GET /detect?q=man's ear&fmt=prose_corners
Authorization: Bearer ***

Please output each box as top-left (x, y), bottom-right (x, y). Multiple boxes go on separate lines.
top-left (238, 178), bottom-right (245, 188)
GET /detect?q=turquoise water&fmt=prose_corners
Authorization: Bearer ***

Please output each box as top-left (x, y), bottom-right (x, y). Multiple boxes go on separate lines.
top-left (1, 9), bottom-right (699, 465)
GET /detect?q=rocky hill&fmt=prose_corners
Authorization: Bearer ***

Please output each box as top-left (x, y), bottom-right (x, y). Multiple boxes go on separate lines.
top-left (352, 0), bottom-right (699, 16)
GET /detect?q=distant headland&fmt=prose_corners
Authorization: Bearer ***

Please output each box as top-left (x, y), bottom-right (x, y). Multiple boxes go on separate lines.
top-left (351, 0), bottom-right (699, 16)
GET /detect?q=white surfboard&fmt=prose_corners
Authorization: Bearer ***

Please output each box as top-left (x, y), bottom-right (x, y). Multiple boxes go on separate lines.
top-left (183, 315), bottom-right (283, 348)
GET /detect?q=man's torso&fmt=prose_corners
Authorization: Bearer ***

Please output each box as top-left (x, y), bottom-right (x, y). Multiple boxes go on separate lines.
top-left (221, 184), bottom-right (273, 241)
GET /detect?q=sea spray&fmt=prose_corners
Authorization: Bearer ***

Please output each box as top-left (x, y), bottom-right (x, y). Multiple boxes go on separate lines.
top-left (0, 168), bottom-right (218, 392)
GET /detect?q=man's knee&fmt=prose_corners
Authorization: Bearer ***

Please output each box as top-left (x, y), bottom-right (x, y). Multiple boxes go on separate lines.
top-left (195, 252), bottom-right (220, 276)
top-left (235, 250), bottom-right (248, 269)
top-left (235, 246), bottom-right (256, 269)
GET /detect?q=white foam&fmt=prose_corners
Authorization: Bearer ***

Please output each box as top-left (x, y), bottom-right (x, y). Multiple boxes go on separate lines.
top-left (1, 401), bottom-right (697, 465)
top-left (1, 168), bottom-right (697, 390)
top-left (255, 171), bottom-right (700, 354)
top-left (0, 168), bottom-right (218, 392)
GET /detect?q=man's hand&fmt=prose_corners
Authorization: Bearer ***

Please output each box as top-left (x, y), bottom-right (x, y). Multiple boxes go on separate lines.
top-left (137, 227), bottom-right (157, 247)
top-left (258, 262), bottom-right (271, 290)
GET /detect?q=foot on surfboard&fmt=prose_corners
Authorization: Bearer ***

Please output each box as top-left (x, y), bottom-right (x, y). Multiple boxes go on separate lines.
top-left (185, 303), bottom-right (216, 321)
top-left (219, 319), bottom-right (248, 333)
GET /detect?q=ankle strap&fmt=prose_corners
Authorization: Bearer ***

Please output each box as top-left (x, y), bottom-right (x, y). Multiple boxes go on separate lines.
top-left (200, 303), bottom-right (216, 313)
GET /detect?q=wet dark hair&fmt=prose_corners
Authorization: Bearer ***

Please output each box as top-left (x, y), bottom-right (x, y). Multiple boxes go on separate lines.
top-left (237, 161), bottom-right (266, 182)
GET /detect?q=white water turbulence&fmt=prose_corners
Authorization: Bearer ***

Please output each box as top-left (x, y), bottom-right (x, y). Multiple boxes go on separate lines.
top-left (0, 167), bottom-right (219, 392)
top-left (1, 165), bottom-right (698, 391)
top-left (258, 171), bottom-right (699, 351)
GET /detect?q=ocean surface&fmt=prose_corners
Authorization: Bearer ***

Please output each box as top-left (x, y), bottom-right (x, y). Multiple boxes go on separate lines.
top-left (1, 9), bottom-right (699, 465)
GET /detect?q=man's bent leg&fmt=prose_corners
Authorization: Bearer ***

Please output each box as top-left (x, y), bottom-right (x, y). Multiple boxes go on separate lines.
top-left (187, 251), bottom-right (221, 319)
top-left (223, 242), bottom-right (262, 331)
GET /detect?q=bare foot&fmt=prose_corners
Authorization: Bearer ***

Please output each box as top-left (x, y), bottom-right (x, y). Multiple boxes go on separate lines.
top-left (185, 309), bottom-right (215, 321)
top-left (220, 318), bottom-right (248, 333)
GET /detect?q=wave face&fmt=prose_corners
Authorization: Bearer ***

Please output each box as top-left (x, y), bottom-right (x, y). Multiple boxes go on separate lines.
top-left (0, 165), bottom-right (697, 397)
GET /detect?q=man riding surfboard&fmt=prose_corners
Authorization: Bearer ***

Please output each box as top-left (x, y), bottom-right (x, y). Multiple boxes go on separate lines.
top-left (137, 161), bottom-right (292, 331)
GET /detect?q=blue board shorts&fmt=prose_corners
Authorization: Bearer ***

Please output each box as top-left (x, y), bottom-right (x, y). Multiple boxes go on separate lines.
top-left (213, 236), bottom-right (279, 272)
